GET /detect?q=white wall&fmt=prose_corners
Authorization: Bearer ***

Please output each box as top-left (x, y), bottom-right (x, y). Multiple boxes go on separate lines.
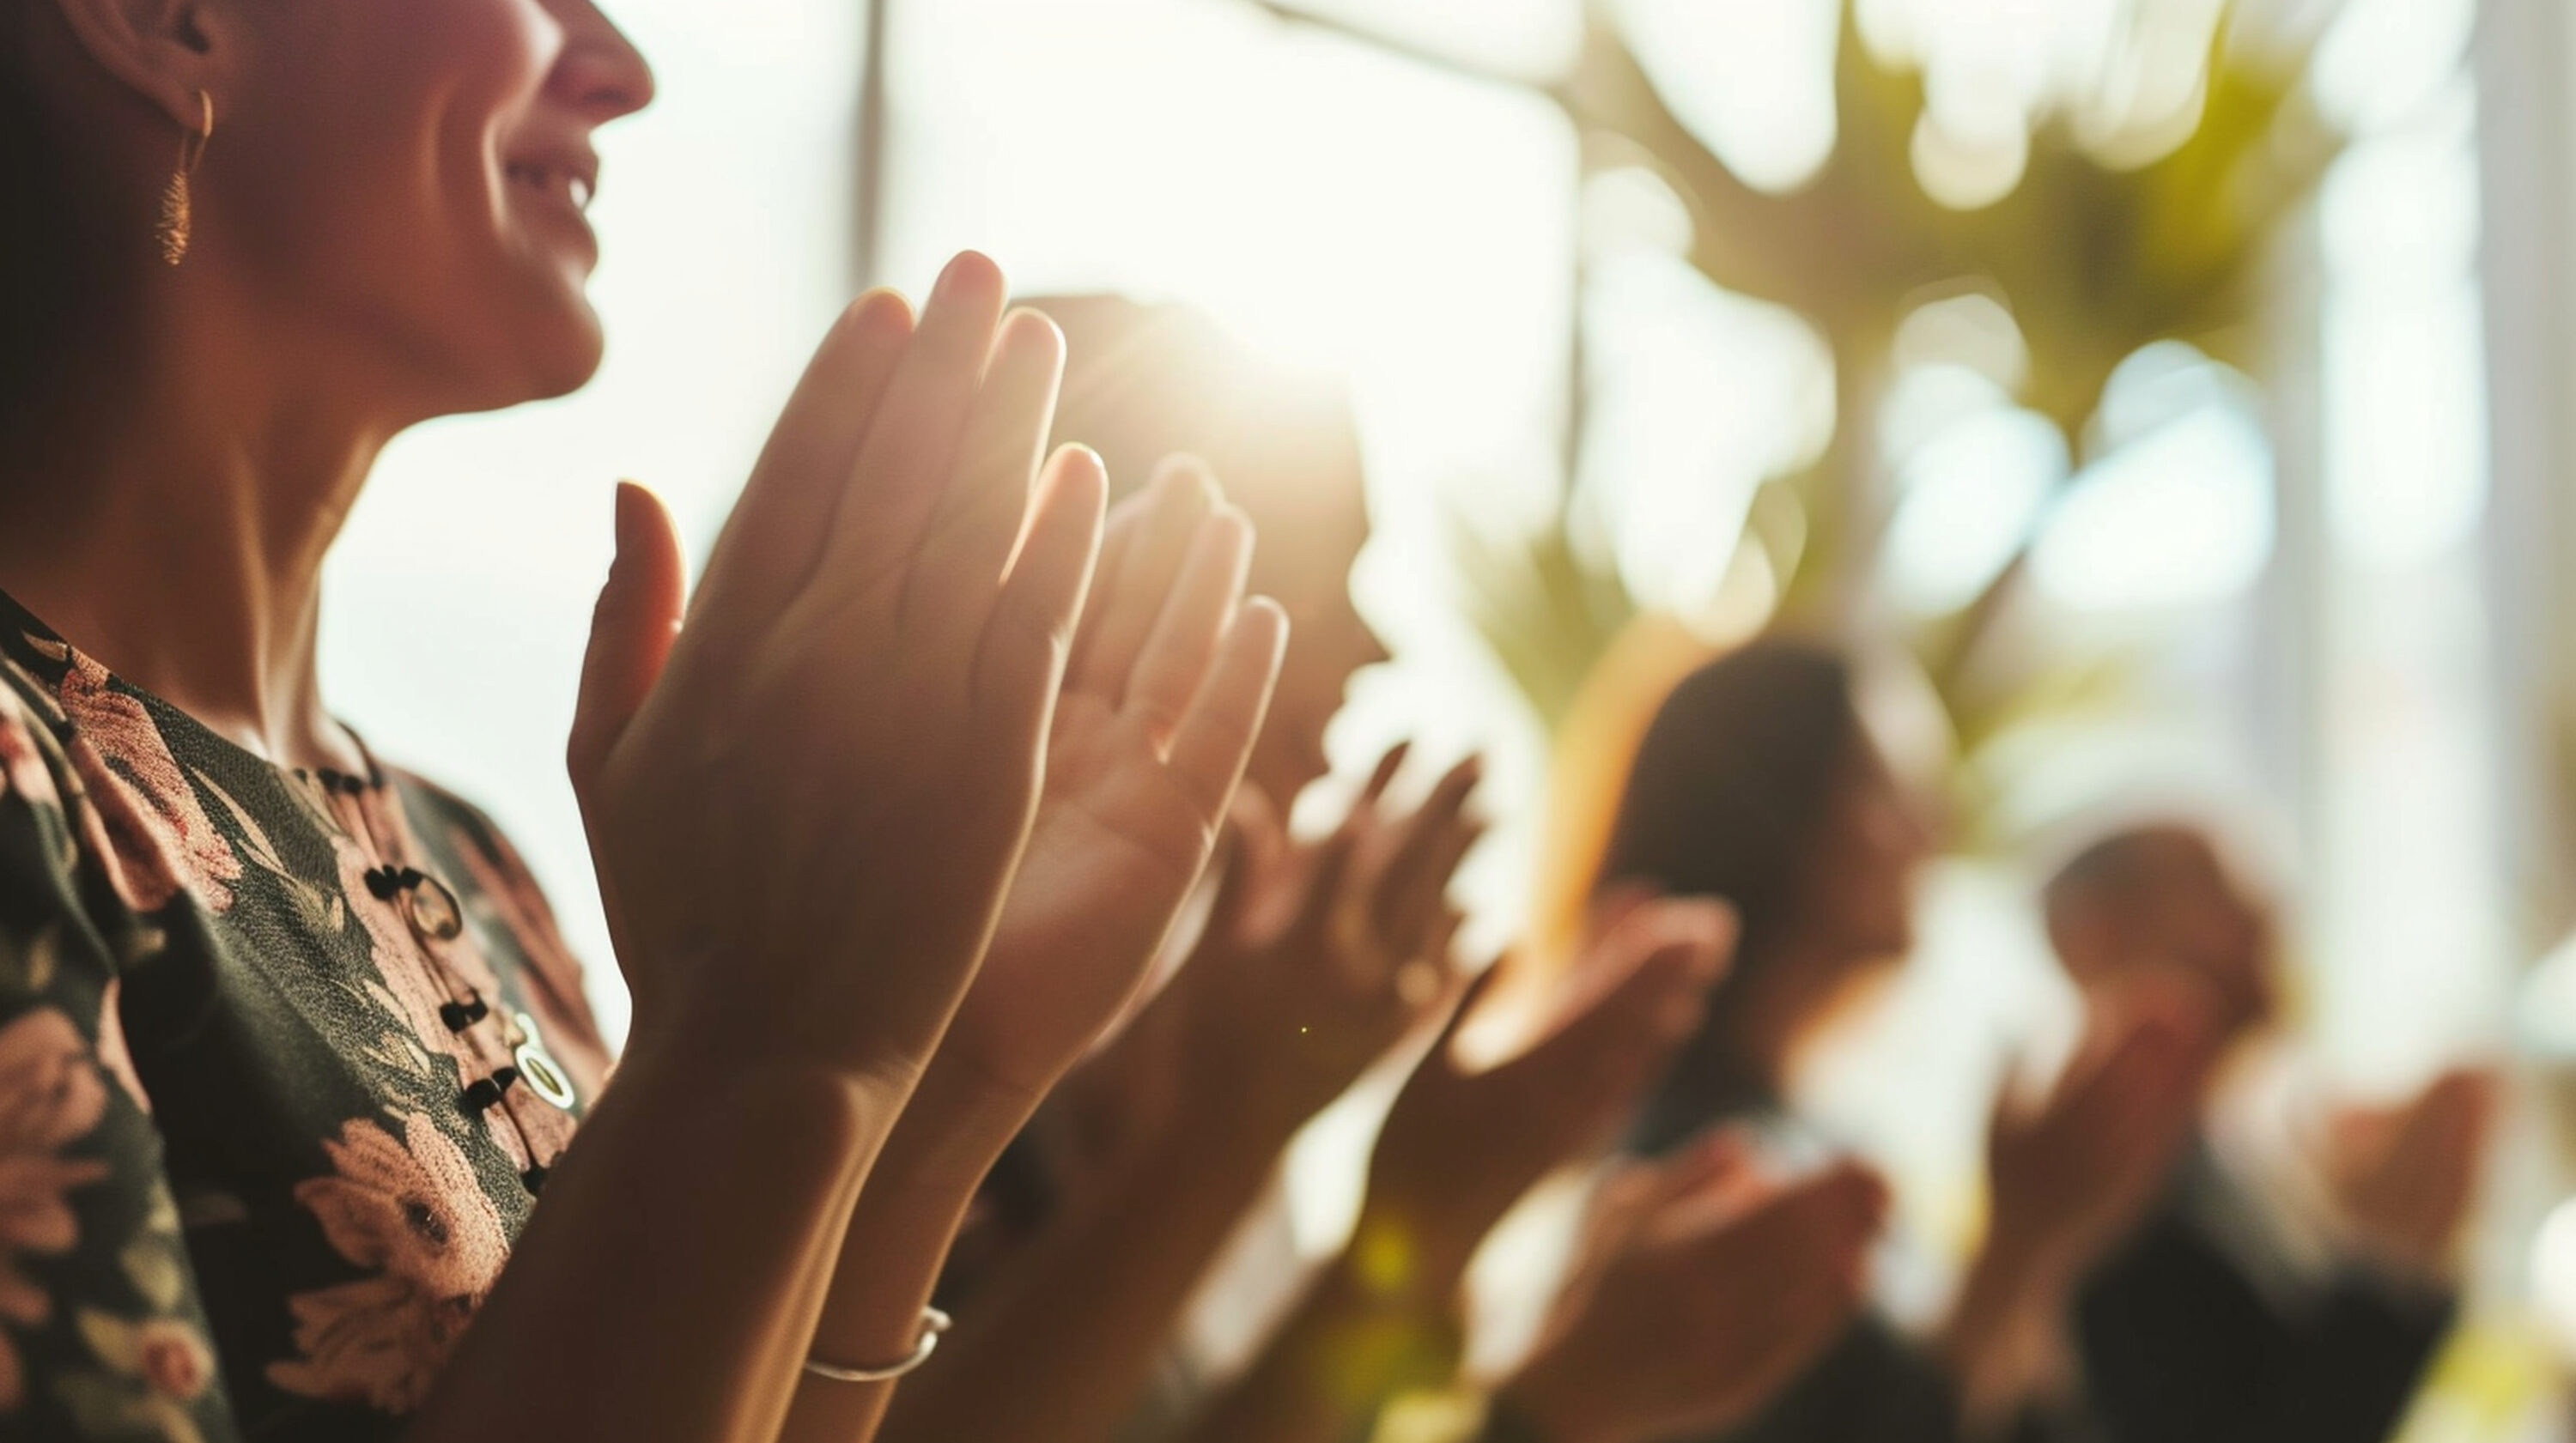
top-left (319, 0), bottom-right (868, 1048)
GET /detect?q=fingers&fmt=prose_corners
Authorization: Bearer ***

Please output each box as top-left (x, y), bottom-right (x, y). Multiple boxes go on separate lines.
top-left (1230, 784), bottom-right (1288, 878)
top-left (907, 307), bottom-right (1071, 627)
top-left (1419, 957), bottom-right (1509, 1077)
top-left (1721, 1162), bottom-right (1887, 1286)
top-left (1361, 743), bottom-right (1412, 804)
top-left (1653, 1129), bottom-right (1764, 1212)
top-left (1563, 896), bottom-right (1736, 1020)
top-left (1285, 825), bottom-right (1364, 958)
top-left (1066, 489), bottom-right (1143, 685)
top-left (1371, 756), bottom-right (1485, 950)
top-left (1166, 598), bottom-right (1289, 819)
top-left (975, 446), bottom-right (1109, 719)
top-left (570, 482), bottom-right (688, 800)
top-left (1127, 508), bottom-right (1255, 741)
top-left (1068, 459), bottom-right (1218, 700)
top-left (1534, 901), bottom-right (1731, 1079)
top-left (690, 291), bottom-right (914, 640)
top-left (2397, 1068), bottom-right (2500, 1236)
top-left (814, 252), bottom-right (1010, 599)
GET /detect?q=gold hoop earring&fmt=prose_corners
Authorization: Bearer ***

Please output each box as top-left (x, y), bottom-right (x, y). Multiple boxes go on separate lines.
top-left (155, 89), bottom-right (215, 267)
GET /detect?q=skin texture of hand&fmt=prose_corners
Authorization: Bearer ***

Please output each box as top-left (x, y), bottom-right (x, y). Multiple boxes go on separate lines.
top-left (1360, 897), bottom-right (1737, 1296)
top-left (775, 460), bottom-right (1286, 1443)
top-left (2325, 1066), bottom-right (2499, 1282)
top-left (567, 253), bottom-right (1106, 1086)
top-left (1162, 746), bottom-right (1487, 1137)
top-left (1501, 1135), bottom-right (1888, 1443)
top-left (943, 457), bottom-right (1287, 1099)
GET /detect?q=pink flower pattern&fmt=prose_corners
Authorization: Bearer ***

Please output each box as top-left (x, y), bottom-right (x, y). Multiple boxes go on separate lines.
top-left (0, 685), bottom-right (58, 816)
top-left (54, 654), bottom-right (240, 914)
top-left (265, 1113), bottom-right (509, 1413)
top-left (0, 615), bottom-right (609, 1437)
top-left (0, 1009), bottom-right (113, 1410)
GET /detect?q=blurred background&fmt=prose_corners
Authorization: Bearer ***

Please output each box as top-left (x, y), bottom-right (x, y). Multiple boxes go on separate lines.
top-left (314, 0), bottom-right (2576, 1434)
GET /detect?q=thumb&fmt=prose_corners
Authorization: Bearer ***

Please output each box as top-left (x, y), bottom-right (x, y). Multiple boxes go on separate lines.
top-left (1419, 956), bottom-right (1508, 1076)
top-left (569, 482), bottom-right (687, 803)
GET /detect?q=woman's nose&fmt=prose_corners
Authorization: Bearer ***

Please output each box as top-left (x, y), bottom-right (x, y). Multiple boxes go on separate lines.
top-left (552, 0), bottom-right (657, 121)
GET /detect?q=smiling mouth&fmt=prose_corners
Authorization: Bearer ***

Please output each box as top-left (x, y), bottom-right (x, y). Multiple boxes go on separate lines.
top-left (505, 161), bottom-right (596, 215)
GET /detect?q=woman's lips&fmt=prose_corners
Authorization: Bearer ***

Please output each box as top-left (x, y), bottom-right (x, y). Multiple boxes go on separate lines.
top-left (505, 161), bottom-right (595, 214)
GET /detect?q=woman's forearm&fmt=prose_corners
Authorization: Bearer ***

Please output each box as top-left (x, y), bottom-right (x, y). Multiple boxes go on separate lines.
top-left (1940, 1234), bottom-right (2077, 1432)
top-left (776, 1064), bottom-right (1035, 1443)
top-left (875, 1097), bottom-right (1297, 1443)
top-left (406, 1034), bottom-right (902, 1443)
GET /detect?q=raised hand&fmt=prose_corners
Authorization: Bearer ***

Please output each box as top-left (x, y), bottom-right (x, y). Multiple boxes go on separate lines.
top-left (1986, 981), bottom-right (2221, 1277)
top-left (936, 458), bottom-right (1288, 1100)
top-left (567, 253), bottom-right (1103, 1082)
top-left (1501, 1136), bottom-right (1887, 1443)
top-left (2325, 1066), bottom-right (2498, 1282)
top-left (1358, 898), bottom-right (1735, 1294)
top-left (1158, 746), bottom-right (1486, 1137)
top-left (1934, 981), bottom-right (2222, 1424)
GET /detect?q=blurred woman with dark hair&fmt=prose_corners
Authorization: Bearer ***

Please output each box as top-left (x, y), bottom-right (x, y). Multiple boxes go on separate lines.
top-left (1586, 639), bottom-right (2221, 1443)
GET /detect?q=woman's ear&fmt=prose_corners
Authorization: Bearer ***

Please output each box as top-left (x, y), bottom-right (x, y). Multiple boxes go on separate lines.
top-left (47, 0), bottom-right (228, 134)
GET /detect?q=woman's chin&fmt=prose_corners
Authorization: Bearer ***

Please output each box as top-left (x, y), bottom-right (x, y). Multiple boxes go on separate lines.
top-left (462, 291), bottom-right (606, 410)
top-left (520, 317), bottom-right (606, 401)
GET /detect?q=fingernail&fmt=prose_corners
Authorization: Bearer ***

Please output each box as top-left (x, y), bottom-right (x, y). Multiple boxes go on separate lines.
top-left (932, 252), bottom-right (987, 305)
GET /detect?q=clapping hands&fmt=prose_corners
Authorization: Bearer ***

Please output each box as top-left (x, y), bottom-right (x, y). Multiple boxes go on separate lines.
top-left (941, 460), bottom-right (1287, 1104)
top-left (1161, 746), bottom-right (1486, 1137)
top-left (569, 256), bottom-right (1108, 1083)
top-left (1986, 979), bottom-right (2222, 1281)
top-left (1360, 897), bottom-right (1735, 1294)
top-left (1504, 1134), bottom-right (1887, 1443)
top-left (2325, 1067), bottom-right (2499, 1282)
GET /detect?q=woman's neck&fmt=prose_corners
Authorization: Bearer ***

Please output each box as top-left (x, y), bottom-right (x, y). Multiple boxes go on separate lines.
top-left (0, 281), bottom-right (398, 771)
top-left (1722, 933), bottom-right (1870, 1098)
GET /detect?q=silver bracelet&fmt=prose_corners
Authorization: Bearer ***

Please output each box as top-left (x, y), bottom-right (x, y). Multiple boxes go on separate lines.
top-left (803, 1307), bottom-right (953, 1384)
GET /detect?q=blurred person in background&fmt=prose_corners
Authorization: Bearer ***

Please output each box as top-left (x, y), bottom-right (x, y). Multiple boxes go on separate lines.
top-left (1589, 640), bottom-right (2222, 1443)
top-left (2046, 824), bottom-right (2498, 1443)
top-left (0, 0), bottom-right (1297, 1438)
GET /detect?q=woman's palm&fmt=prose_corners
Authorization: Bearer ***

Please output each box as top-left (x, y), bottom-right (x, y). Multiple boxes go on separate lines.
top-left (945, 470), bottom-right (1285, 1098)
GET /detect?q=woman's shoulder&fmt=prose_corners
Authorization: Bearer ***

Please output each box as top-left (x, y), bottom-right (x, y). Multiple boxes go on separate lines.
top-left (0, 640), bottom-right (91, 892)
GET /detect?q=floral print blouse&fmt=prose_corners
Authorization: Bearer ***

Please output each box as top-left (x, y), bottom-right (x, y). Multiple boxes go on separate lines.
top-left (0, 591), bottom-right (611, 1441)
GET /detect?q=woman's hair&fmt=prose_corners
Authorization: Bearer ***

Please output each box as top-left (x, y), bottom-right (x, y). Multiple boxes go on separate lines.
top-left (1598, 638), bottom-right (1864, 1149)
top-left (0, 3), bottom-right (122, 449)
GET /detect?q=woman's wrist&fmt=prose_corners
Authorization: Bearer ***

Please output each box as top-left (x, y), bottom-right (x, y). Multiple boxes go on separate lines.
top-left (1941, 1234), bottom-right (2077, 1425)
top-left (798, 1048), bottom-right (1044, 1365)
top-left (616, 950), bottom-right (938, 1102)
